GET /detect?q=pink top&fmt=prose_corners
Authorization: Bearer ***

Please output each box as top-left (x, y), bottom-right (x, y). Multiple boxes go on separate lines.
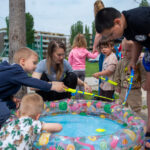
top-left (68, 47), bottom-right (99, 70)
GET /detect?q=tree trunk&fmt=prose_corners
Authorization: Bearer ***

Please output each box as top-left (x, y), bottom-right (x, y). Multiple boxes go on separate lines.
top-left (9, 0), bottom-right (26, 63)
top-left (9, 0), bottom-right (27, 98)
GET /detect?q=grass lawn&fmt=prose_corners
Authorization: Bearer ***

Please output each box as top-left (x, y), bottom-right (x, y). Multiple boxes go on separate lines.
top-left (85, 60), bottom-right (99, 77)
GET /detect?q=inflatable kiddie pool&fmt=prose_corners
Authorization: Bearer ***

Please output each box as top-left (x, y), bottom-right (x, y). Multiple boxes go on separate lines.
top-left (33, 99), bottom-right (146, 150)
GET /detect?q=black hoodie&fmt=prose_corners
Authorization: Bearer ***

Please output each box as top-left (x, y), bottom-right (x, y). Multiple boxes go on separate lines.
top-left (0, 61), bottom-right (52, 101)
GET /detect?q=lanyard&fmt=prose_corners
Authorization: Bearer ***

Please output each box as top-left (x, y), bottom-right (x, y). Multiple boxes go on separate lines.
top-left (122, 69), bottom-right (134, 105)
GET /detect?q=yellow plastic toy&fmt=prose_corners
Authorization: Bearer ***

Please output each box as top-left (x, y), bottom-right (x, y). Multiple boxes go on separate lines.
top-left (99, 76), bottom-right (118, 86)
top-left (65, 88), bottom-right (114, 101)
top-left (96, 128), bottom-right (106, 132)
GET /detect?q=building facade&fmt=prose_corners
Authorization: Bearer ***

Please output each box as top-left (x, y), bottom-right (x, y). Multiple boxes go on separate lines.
top-left (0, 28), bottom-right (70, 59)
top-left (0, 28), bottom-right (94, 61)
top-left (34, 31), bottom-right (69, 59)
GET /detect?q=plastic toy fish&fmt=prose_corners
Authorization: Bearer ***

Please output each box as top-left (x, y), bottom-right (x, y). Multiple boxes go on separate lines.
top-left (65, 88), bottom-right (114, 101)
top-left (96, 128), bottom-right (106, 132)
top-left (99, 76), bottom-right (118, 86)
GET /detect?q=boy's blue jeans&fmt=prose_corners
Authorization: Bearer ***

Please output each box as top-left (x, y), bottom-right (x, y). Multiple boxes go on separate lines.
top-left (0, 99), bottom-right (16, 126)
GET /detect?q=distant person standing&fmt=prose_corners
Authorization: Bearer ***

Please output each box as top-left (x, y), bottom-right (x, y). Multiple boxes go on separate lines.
top-left (93, 0), bottom-right (105, 53)
top-left (68, 34), bottom-right (98, 99)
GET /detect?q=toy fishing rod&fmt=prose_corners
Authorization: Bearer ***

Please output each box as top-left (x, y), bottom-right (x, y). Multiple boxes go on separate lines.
top-left (99, 76), bottom-right (118, 86)
top-left (122, 69), bottom-right (134, 105)
top-left (65, 88), bottom-right (114, 101)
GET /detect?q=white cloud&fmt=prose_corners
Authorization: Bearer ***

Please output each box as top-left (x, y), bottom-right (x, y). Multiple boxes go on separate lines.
top-left (0, 0), bottom-right (149, 35)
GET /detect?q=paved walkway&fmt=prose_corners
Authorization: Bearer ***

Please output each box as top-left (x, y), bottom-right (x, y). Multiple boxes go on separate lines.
top-left (85, 77), bottom-right (148, 122)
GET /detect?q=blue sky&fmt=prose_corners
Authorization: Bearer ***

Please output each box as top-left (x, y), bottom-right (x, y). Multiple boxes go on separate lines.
top-left (0, 0), bottom-right (149, 35)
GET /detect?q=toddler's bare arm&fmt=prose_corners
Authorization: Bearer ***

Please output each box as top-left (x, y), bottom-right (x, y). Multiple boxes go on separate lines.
top-left (42, 123), bottom-right (62, 133)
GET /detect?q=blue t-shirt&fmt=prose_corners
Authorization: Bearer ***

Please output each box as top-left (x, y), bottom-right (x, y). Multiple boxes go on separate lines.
top-left (35, 59), bottom-right (73, 81)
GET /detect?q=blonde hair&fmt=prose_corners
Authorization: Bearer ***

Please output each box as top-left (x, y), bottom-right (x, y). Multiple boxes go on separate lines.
top-left (72, 34), bottom-right (87, 49)
top-left (19, 93), bottom-right (44, 118)
top-left (13, 47), bottom-right (38, 64)
top-left (47, 40), bottom-right (66, 80)
top-left (94, 0), bottom-right (105, 17)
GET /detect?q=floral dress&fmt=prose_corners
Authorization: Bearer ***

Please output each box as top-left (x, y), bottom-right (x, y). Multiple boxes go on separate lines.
top-left (0, 117), bottom-right (42, 150)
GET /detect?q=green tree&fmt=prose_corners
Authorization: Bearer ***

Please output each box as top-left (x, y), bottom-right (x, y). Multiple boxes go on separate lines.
top-left (26, 12), bottom-right (34, 47)
top-left (84, 25), bottom-right (90, 49)
top-left (5, 12), bottom-right (34, 47)
top-left (70, 25), bottom-right (76, 46)
top-left (5, 17), bottom-right (9, 37)
top-left (139, 0), bottom-right (149, 6)
top-left (92, 21), bottom-right (96, 46)
top-left (70, 21), bottom-right (83, 45)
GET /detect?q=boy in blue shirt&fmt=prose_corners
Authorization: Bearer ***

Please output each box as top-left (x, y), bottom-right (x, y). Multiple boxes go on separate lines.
top-left (0, 47), bottom-right (67, 125)
top-left (95, 7), bottom-right (150, 148)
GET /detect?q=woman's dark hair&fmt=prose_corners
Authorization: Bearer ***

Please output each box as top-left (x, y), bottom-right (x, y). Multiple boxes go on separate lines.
top-left (95, 7), bottom-right (121, 33)
top-left (46, 40), bottom-right (66, 80)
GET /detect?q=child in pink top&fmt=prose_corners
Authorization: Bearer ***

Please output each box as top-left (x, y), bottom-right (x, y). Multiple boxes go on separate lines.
top-left (68, 33), bottom-right (98, 99)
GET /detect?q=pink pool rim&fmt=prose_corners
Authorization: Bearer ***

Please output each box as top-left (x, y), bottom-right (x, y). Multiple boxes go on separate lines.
top-left (33, 99), bottom-right (146, 150)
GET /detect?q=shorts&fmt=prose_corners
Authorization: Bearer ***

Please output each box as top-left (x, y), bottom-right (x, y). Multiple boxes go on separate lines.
top-left (143, 48), bottom-right (150, 72)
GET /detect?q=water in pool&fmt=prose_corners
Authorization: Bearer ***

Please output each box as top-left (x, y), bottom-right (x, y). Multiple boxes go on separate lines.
top-left (40, 114), bottom-right (124, 137)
